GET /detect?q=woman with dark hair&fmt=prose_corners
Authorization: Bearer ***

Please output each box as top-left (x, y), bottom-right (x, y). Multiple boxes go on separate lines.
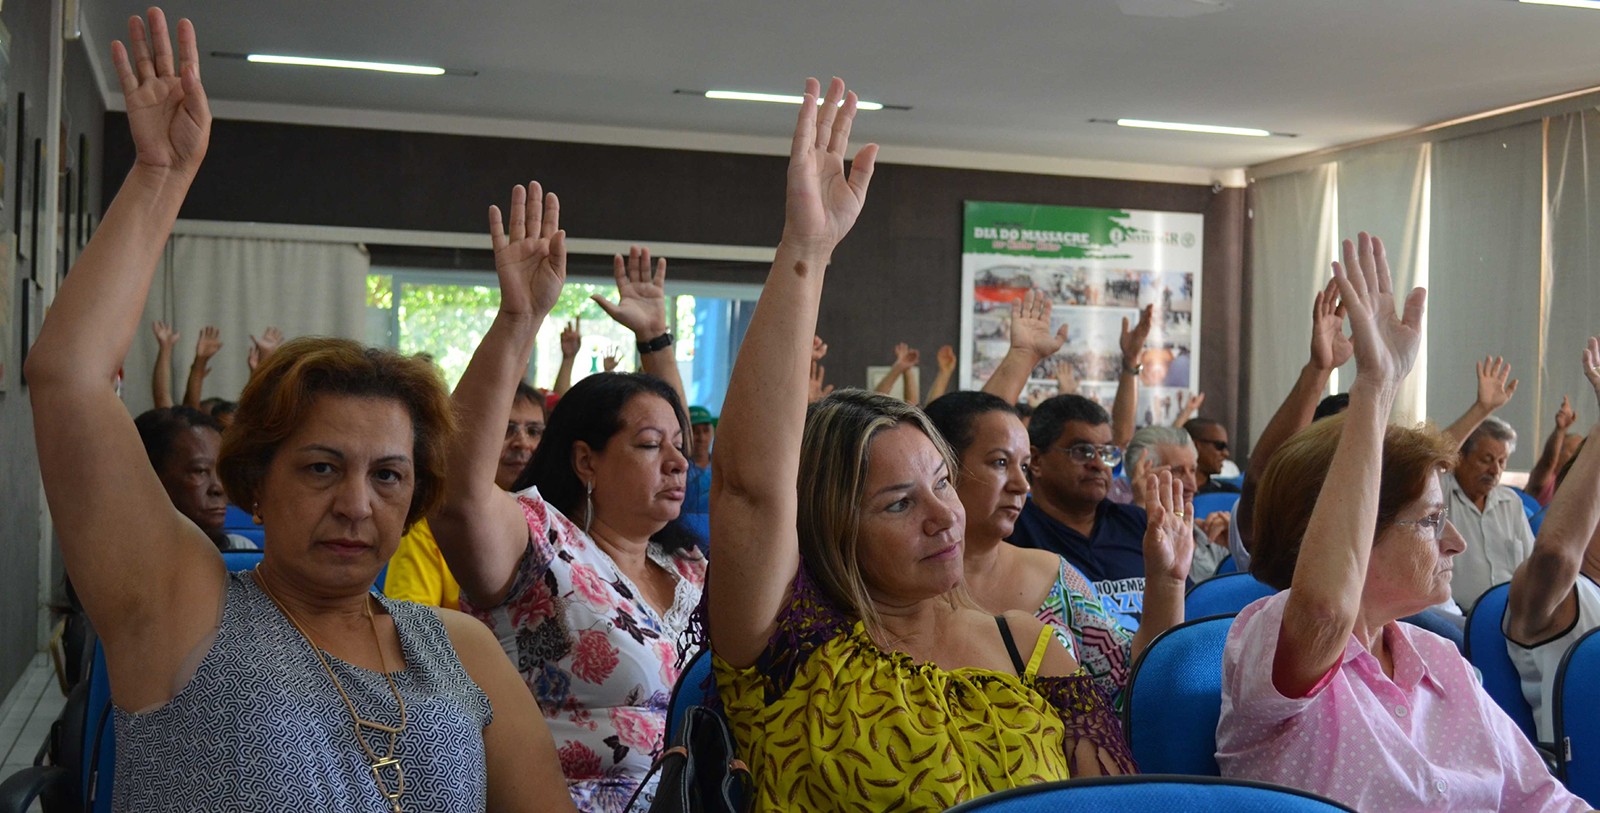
top-left (133, 405), bottom-right (256, 552)
top-left (429, 185), bottom-right (705, 812)
top-left (924, 390), bottom-right (1190, 706)
top-left (26, 11), bottom-right (573, 811)
top-left (707, 77), bottom-right (1135, 812)
top-left (1215, 234), bottom-right (1584, 811)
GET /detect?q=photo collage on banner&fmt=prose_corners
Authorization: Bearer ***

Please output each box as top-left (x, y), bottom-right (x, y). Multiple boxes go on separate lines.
top-left (960, 202), bottom-right (1204, 425)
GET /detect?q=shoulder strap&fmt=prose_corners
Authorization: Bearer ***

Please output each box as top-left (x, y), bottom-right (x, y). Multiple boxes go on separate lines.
top-left (1023, 625), bottom-right (1054, 680)
top-left (995, 615), bottom-right (1026, 676)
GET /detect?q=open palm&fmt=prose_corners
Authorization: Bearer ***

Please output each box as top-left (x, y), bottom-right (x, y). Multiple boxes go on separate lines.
top-left (1011, 290), bottom-right (1069, 358)
top-left (489, 182), bottom-right (566, 319)
top-left (781, 78), bottom-right (879, 255)
top-left (594, 247), bottom-right (668, 337)
top-left (112, 9), bottom-right (210, 175)
top-left (1143, 469), bottom-right (1195, 583)
top-left (1332, 233), bottom-right (1424, 388)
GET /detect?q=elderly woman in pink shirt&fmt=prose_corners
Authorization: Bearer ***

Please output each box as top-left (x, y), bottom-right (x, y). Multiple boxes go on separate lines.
top-left (1215, 234), bottom-right (1589, 812)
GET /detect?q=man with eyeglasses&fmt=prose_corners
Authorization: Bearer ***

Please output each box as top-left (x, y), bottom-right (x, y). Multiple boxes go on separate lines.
top-left (1185, 418), bottom-right (1240, 495)
top-left (1009, 394), bottom-right (1156, 630)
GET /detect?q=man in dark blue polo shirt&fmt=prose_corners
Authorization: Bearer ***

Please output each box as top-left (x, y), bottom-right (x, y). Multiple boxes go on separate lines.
top-left (1008, 394), bottom-right (1150, 629)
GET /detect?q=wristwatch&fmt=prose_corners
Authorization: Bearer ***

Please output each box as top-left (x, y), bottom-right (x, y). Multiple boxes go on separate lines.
top-left (1121, 361), bottom-right (1143, 377)
top-left (637, 332), bottom-right (674, 354)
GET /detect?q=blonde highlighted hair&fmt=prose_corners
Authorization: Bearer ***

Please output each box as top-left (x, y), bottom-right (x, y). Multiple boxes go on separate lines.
top-left (798, 389), bottom-right (972, 638)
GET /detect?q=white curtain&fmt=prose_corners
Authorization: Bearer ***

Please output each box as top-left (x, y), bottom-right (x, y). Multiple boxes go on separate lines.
top-left (1247, 164), bottom-right (1338, 448)
top-left (1336, 143), bottom-right (1431, 423)
top-left (127, 235), bottom-right (369, 416)
top-left (1428, 123), bottom-right (1544, 469)
top-left (1544, 111), bottom-right (1600, 439)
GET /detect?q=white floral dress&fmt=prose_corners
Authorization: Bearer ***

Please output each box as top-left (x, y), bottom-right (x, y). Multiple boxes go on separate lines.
top-left (461, 488), bottom-right (706, 813)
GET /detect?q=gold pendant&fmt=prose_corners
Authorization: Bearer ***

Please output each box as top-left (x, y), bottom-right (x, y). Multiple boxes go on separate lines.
top-left (370, 756), bottom-right (405, 813)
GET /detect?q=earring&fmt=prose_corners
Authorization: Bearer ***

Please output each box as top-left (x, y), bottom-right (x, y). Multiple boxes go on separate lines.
top-left (251, 502), bottom-right (263, 525)
top-left (582, 481), bottom-right (594, 535)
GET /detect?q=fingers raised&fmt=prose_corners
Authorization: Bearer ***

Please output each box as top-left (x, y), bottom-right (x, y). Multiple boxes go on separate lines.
top-left (147, 8), bottom-right (175, 78)
top-left (791, 78), bottom-right (822, 160)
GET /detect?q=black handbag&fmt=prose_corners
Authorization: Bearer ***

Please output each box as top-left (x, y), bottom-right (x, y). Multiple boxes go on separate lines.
top-left (626, 705), bottom-right (751, 813)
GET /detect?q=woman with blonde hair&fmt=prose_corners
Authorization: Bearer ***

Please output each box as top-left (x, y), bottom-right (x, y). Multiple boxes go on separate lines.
top-left (706, 76), bottom-right (1136, 812)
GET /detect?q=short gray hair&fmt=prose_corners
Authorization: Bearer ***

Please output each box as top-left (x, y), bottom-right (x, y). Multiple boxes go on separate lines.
top-left (1126, 425), bottom-right (1196, 472)
top-left (1463, 415), bottom-right (1517, 456)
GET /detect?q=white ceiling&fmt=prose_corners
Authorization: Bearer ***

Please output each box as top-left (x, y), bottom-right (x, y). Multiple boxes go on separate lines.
top-left (77, 0), bottom-right (1600, 172)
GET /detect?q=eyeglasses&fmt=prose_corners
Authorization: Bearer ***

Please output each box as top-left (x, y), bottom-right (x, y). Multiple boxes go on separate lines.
top-left (1198, 439), bottom-right (1229, 452)
top-left (1052, 443), bottom-right (1123, 467)
top-left (1394, 511), bottom-right (1448, 541)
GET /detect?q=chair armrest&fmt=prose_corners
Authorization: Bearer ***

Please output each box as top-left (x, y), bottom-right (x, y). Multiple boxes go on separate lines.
top-left (0, 765), bottom-right (72, 813)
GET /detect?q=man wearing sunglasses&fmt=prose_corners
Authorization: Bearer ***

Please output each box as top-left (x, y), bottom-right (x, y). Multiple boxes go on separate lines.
top-left (1185, 418), bottom-right (1240, 495)
top-left (1009, 394), bottom-right (1155, 630)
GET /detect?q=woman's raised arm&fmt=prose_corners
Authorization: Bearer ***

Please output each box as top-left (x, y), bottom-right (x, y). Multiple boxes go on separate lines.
top-left (709, 77), bottom-right (877, 667)
top-left (1275, 233), bottom-right (1425, 697)
top-left (431, 184), bottom-right (565, 606)
top-left (26, 9), bottom-right (220, 699)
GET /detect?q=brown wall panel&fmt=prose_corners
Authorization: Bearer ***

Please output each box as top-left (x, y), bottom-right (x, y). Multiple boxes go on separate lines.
top-left (104, 115), bottom-right (1245, 435)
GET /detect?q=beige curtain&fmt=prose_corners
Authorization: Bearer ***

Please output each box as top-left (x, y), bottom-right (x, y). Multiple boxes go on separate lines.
top-left (1543, 111), bottom-right (1600, 443)
top-left (1247, 164), bottom-right (1338, 447)
top-left (1428, 123), bottom-right (1544, 469)
top-left (128, 235), bottom-right (369, 416)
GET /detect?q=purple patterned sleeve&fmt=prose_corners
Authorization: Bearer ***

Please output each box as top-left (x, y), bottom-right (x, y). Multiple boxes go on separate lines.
top-left (1033, 674), bottom-right (1139, 776)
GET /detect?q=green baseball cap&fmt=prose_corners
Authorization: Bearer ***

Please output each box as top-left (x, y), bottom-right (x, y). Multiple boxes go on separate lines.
top-left (688, 406), bottom-right (718, 426)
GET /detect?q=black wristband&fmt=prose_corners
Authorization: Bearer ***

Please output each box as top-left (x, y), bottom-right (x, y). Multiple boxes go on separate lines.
top-left (637, 332), bottom-right (674, 354)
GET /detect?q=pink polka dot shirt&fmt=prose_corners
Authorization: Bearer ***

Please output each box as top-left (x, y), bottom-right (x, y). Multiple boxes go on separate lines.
top-left (1217, 591), bottom-right (1589, 812)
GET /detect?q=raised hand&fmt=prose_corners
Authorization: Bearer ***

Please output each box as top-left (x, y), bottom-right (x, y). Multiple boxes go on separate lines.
top-left (1010, 290), bottom-right (1069, 359)
top-left (1120, 304), bottom-right (1154, 365)
top-left (1128, 454), bottom-right (1160, 510)
top-left (110, 9), bottom-right (210, 176)
top-left (151, 320), bottom-right (180, 349)
top-left (1474, 356), bottom-right (1518, 412)
top-left (937, 345), bottom-right (957, 374)
top-left (1200, 511), bottom-right (1231, 546)
top-left (489, 182), bottom-right (566, 320)
top-left (247, 326), bottom-right (283, 372)
top-left (1142, 469), bottom-right (1196, 583)
top-left (1330, 233), bottom-right (1425, 389)
top-left (781, 77), bottom-right (879, 256)
top-left (1556, 395), bottom-right (1577, 431)
top-left (808, 360), bottom-right (834, 403)
top-left (602, 348), bottom-right (624, 372)
top-left (1309, 278), bottom-right (1354, 372)
top-left (1173, 391), bottom-right (1206, 426)
top-left (1055, 358), bottom-right (1080, 395)
top-left (892, 342), bottom-right (920, 371)
top-left (1584, 337), bottom-right (1600, 406)
top-left (811, 335), bottom-right (829, 363)
top-left (193, 326), bottom-right (222, 362)
top-left (593, 246), bottom-right (668, 339)
top-left (560, 320), bottom-right (581, 357)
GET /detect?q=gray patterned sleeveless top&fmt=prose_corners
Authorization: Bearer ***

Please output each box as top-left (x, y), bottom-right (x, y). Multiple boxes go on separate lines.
top-left (113, 572), bottom-right (493, 812)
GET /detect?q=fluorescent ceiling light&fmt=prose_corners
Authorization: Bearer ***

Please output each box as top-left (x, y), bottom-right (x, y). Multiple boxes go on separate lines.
top-left (1519, 0), bottom-right (1600, 8)
top-left (705, 90), bottom-right (885, 111)
top-left (245, 54), bottom-right (445, 75)
top-left (1115, 118), bottom-right (1271, 137)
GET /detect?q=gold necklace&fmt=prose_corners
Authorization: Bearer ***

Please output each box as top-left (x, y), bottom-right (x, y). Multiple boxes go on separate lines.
top-left (255, 568), bottom-right (409, 813)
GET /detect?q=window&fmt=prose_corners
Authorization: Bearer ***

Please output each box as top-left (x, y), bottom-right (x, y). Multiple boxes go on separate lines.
top-left (367, 268), bottom-right (759, 412)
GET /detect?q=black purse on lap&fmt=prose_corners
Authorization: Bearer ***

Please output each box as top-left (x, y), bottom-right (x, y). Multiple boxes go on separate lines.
top-left (626, 705), bottom-right (750, 813)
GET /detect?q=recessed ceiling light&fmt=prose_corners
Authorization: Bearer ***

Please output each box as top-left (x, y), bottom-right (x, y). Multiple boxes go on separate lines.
top-left (1518, 0), bottom-right (1600, 8)
top-left (702, 89), bottom-right (887, 111)
top-left (245, 54), bottom-right (445, 75)
top-left (1091, 117), bottom-right (1292, 137)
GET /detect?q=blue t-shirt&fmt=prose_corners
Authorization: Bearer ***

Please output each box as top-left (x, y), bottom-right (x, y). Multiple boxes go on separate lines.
top-left (1007, 498), bottom-right (1148, 630)
top-left (683, 462), bottom-right (712, 514)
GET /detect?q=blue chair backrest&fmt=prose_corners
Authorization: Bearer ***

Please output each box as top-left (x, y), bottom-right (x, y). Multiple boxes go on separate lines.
top-left (1184, 573), bottom-right (1277, 620)
top-left (1514, 489), bottom-right (1541, 520)
top-left (1554, 626), bottom-right (1600, 797)
top-left (80, 552), bottom-right (267, 811)
top-left (1463, 582), bottom-right (1538, 744)
top-left (942, 775), bottom-right (1356, 812)
top-left (1214, 555), bottom-right (1237, 576)
top-left (221, 503), bottom-right (255, 531)
top-left (1123, 614), bottom-right (1235, 776)
top-left (1530, 506), bottom-right (1547, 537)
top-left (1192, 492), bottom-right (1241, 520)
top-left (666, 648), bottom-right (714, 744)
